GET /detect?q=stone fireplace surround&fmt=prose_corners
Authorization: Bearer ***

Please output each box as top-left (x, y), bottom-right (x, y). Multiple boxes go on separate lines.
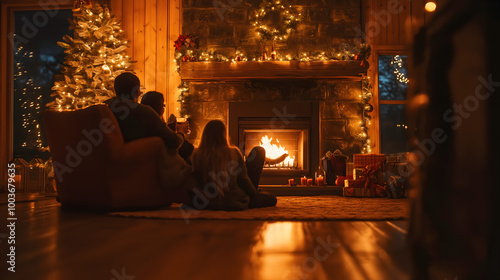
top-left (229, 101), bottom-right (319, 185)
top-left (181, 61), bottom-right (366, 185)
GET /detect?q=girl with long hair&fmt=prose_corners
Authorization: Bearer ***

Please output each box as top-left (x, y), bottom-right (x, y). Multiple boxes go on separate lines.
top-left (190, 120), bottom-right (277, 210)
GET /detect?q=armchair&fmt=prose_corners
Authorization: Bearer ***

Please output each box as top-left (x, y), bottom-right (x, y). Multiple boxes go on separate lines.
top-left (43, 105), bottom-right (170, 210)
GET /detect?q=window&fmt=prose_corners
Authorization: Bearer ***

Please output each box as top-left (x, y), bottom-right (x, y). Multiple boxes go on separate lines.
top-left (378, 54), bottom-right (409, 154)
top-left (12, 9), bottom-right (72, 161)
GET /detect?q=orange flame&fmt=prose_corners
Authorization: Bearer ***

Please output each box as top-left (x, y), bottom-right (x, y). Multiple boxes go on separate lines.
top-left (259, 135), bottom-right (295, 167)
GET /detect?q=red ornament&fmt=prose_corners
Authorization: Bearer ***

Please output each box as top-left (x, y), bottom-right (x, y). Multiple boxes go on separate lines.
top-left (190, 57), bottom-right (196, 62)
top-left (182, 55), bottom-right (190, 62)
top-left (355, 54), bottom-right (361, 61)
top-left (236, 56), bottom-right (241, 62)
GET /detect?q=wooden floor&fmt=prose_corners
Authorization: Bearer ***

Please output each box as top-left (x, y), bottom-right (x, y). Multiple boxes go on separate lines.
top-left (0, 194), bottom-right (411, 280)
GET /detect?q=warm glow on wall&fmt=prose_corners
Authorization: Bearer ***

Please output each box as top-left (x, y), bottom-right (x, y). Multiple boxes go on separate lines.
top-left (425, 1), bottom-right (437, 12)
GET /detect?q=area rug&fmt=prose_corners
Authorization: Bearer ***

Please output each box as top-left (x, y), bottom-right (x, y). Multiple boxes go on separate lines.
top-left (110, 195), bottom-right (409, 221)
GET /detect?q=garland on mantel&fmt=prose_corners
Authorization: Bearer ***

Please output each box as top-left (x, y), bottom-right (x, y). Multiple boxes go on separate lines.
top-left (173, 39), bottom-right (372, 73)
top-left (360, 76), bottom-right (374, 154)
top-left (173, 34), bottom-right (374, 154)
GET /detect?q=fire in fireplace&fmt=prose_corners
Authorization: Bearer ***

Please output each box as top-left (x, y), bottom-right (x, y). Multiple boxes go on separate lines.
top-left (260, 135), bottom-right (296, 168)
top-left (243, 130), bottom-right (307, 170)
top-left (229, 102), bottom-right (319, 185)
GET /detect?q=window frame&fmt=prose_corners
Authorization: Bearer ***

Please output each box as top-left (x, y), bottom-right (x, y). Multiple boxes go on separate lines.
top-left (0, 0), bottom-right (73, 191)
top-left (371, 45), bottom-right (409, 154)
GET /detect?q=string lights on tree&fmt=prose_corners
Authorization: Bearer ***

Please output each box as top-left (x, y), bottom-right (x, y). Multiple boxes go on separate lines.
top-left (48, 0), bottom-right (133, 110)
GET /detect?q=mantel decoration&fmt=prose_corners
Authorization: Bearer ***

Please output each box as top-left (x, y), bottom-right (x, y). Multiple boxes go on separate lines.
top-left (173, 0), bottom-right (373, 153)
top-left (360, 76), bottom-right (373, 153)
top-left (48, 0), bottom-right (133, 110)
top-left (250, 0), bottom-right (301, 43)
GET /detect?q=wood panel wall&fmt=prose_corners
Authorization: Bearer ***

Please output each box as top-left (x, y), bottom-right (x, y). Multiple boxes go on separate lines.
top-left (109, 0), bottom-right (181, 119)
top-left (365, 0), bottom-right (428, 46)
top-left (363, 0), bottom-right (430, 153)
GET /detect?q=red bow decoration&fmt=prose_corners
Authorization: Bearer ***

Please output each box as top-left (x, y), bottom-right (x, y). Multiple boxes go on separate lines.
top-left (174, 35), bottom-right (199, 51)
top-left (362, 163), bottom-right (386, 197)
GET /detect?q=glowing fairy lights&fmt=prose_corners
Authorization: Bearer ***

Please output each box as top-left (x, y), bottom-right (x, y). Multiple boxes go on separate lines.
top-left (14, 44), bottom-right (43, 148)
top-left (250, 0), bottom-right (301, 43)
top-left (391, 55), bottom-right (409, 84)
top-left (360, 76), bottom-right (374, 154)
top-left (49, 0), bottom-right (133, 110)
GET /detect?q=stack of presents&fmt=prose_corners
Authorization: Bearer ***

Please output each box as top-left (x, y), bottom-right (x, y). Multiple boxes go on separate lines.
top-left (322, 150), bottom-right (409, 198)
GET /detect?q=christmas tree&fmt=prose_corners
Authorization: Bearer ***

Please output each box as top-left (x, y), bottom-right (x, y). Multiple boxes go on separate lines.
top-left (48, 0), bottom-right (133, 110)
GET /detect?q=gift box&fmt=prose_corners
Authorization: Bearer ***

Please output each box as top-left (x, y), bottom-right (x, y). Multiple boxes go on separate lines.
top-left (343, 186), bottom-right (370, 197)
top-left (343, 186), bottom-right (355, 197)
top-left (353, 168), bottom-right (364, 180)
top-left (353, 154), bottom-right (386, 169)
top-left (343, 163), bottom-right (388, 198)
top-left (386, 175), bottom-right (407, 198)
top-left (346, 162), bottom-right (354, 177)
top-left (386, 152), bottom-right (408, 164)
top-left (344, 178), bottom-right (364, 188)
top-left (322, 149), bottom-right (348, 185)
top-left (385, 162), bottom-right (409, 177)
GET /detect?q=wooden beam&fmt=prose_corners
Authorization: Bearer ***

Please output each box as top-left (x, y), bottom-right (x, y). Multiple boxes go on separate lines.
top-left (109, 0), bottom-right (122, 20)
top-left (156, 0), bottom-right (168, 119)
top-left (167, 0), bottom-right (181, 116)
top-left (133, 0), bottom-right (146, 86)
top-left (122, 0), bottom-right (134, 59)
top-left (179, 61), bottom-right (368, 81)
top-left (144, 0), bottom-right (157, 92)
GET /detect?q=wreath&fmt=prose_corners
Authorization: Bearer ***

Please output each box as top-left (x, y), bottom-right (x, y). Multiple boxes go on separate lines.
top-left (250, 1), bottom-right (301, 43)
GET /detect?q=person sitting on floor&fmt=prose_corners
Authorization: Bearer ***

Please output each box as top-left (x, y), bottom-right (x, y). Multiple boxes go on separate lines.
top-left (104, 72), bottom-right (193, 203)
top-left (141, 91), bottom-right (194, 164)
top-left (188, 120), bottom-right (277, 211)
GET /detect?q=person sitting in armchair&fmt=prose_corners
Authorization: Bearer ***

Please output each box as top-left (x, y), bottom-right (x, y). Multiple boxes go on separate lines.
top-left (104, 72), bottom-right (194, 203)
top-left (140, 91), bottom-right (194, 164)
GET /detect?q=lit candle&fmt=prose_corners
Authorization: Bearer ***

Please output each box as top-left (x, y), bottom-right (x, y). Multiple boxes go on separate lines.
top-left (316, 176), bottom-right (324, 186)
top-left (300, 176), bottom-right (307, 185)
top-left (307, 178), bottom-right (313, 186)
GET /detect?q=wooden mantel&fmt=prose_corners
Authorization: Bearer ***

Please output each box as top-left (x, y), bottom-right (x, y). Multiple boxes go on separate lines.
top-left (180, 61), bottom-right (368, 81)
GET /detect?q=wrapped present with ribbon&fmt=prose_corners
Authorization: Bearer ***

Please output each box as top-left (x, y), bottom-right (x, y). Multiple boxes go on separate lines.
top-left (322, 149), bottom-right (348, 185)
top-left (343, 186), bottom-right (355, 197)
top-left (387, 175), bottom-right (407, 198)
top-left (386, 152), bottom-right (409, 164)
top-left (385, 161), bottom-right (409, 176)
top-left (353, 154), bottom-right (386, 169)
top-left (343, 163), bottom-right (387, 197)
top-left (331, 149), bottom-right (347, 177)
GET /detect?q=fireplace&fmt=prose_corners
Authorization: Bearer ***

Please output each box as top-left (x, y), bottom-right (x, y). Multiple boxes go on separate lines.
top-left (242, 128), bottom-right (307, 170)
top-left (181, 62), bottom-right (367, 186)
top-left (229, 101), bottom-right (319, 185)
